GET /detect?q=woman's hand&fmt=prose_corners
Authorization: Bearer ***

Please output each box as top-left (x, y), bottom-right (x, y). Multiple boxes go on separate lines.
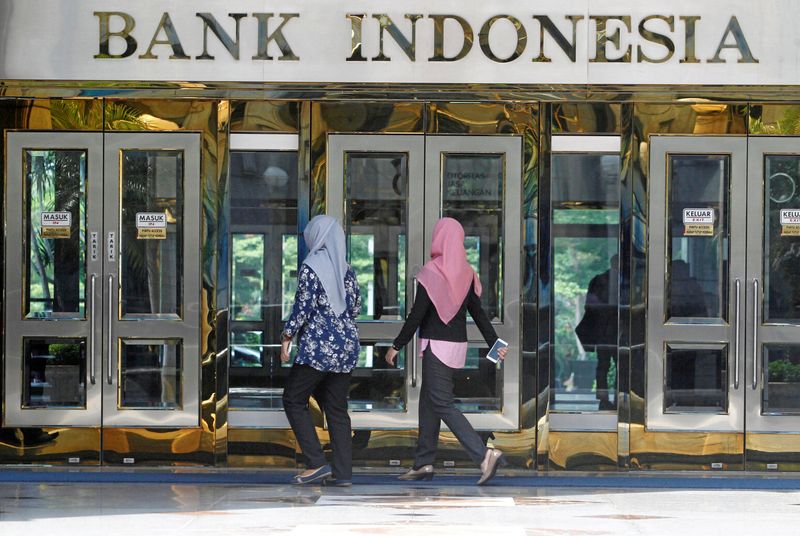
top-left (280, 336), bottom-right (292, 363)
top-left (385, 347), bottom-right (399, 367)
top-left (497, 346), bottom-right (508, 361)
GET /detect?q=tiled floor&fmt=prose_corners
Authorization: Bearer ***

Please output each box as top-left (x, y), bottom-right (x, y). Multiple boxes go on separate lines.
top-left (1, 479), bottom-right (799, 535)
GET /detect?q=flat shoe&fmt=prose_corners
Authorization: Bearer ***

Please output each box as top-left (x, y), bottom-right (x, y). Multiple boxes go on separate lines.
top-left (477, 449), bottom-right (505, 486)
top-left (292, 465), bottom-right (332, 485)
top-left (397, 465), bottom-right (435, 481)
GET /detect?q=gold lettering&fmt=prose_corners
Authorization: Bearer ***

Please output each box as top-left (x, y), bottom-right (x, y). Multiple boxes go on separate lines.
top-left (479, 15), bottom-right (527, 63)
top-left (346, 14), bottom-right (367, 61)
top-left (94, 11), bottom-right (137, 59)
top-left (429, 15), bottom-right (473, 62)
top-left (708, 16), bottom-right (758, 64)
top-left (373, 14), bottom-right (423, 62)
top-left (532, 15), bottom-right (583, 63)
top-left (679, 16), bottom-right (701, 64)
top-left (252, 13), bottom-right (300, 61)
top-left (637, 15), bottom-right (675, 64)
top-left (196, 13), bottom-right (246, 60)
top-left (138, 12), bottom-right (189, 60)
top-left (590, 16), bottom-right (632, 63)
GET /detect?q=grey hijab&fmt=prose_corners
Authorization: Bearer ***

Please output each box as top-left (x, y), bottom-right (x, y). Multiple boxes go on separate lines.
top-left (302, 215), bottom-right (349, 316)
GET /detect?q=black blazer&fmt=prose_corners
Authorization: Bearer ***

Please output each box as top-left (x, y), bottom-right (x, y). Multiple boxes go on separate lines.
top-left (393, 282), bottom-right (498, 349)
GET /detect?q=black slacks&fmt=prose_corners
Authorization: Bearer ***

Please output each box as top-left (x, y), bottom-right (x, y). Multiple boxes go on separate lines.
top-left (282, 363), bottom-right (352, 480)
top-left (414, 347), bottom-right (487, 468)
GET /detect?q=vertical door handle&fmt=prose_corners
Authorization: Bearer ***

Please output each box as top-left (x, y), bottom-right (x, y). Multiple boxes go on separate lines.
top-left (411, 277), bottom-right (418, 388)
top-left (89, 273), bottom-right (98, 385)
top-left (733, 278), bottom-right (740, 390)
top-left (107, 274), bottom-right (115, 385)
top-left (752, 278), bottom-right (760, 391)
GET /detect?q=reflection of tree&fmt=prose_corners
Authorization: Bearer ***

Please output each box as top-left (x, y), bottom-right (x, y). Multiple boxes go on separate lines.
top-left (27, 151), bottom-right (84, 313)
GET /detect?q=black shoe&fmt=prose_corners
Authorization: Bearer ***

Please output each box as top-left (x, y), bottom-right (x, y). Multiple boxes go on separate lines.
top-left (292, 465), bottom-right (332, 485)
top-left (397, 465), bottom-right (435, 481)
top-left (598, 400), bottom-right (616, 411)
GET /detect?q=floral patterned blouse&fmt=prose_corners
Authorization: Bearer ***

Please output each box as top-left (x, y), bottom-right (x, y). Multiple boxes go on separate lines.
top-left (283, 264), bottom-right (361, 373)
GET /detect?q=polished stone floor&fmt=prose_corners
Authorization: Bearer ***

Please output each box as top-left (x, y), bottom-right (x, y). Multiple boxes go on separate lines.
top-left (1, 479), bottom-right (799, 535)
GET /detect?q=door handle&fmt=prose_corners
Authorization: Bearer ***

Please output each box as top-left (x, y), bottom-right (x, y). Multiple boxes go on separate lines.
top-left (107, 274), bottom-right (115, 385)
top-left (411, 277), bottom-right (418, 388)
top-left (733, 278), bottom-right (740, 390)
top-left (89, 273), bottom-right (98, 385)
top-left (752, 278), bottom-right (760, 391)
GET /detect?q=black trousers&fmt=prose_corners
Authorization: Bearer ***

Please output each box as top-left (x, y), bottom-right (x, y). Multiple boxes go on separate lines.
top-left (282, 363), bottom-right (353, 480)
top-left (414, 347), bottom-right (487, 468)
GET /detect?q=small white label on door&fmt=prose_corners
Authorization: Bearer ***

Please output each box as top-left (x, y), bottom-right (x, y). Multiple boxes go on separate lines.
top-left (107, 231), bottom-right (116, 261)
top-left (780, 209), bottom-right (800, 225)
top-left (40, 211), bottom-right (71, 238)
top-left (683, 208), bottom-right (714, 236)
top-left (780, 209), bottom-right (800, 236)
top-left (90, 232), bottom-right (99, 261)
top-left (136, 212), bottom-right (167, 239)
top-left (683, 208), bottom-right (714, 224)
top-left (136, 212), bottom-right (167, 228)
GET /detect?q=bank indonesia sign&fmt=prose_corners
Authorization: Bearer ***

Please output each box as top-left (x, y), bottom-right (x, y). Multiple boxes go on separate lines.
top-left (0, 0), bottom-right (793, 85)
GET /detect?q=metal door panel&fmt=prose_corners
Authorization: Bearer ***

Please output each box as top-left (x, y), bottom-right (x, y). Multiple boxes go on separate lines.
top-left (746, 137), bottom-right (800, 433)
top-left (328, 134), bottom-right (425, 428)
top-left (101, 132), bottom-right (201, 428)
top-left (424, 135), bottom-right (522, 431)
top-left (4, 132), bottom-right (103, 427)
top-left (646, 136), bottom-right (747, 432)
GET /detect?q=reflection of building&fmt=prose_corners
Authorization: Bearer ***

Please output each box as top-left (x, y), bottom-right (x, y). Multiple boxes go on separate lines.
top-left (1, 1), bottom-right (800, 476)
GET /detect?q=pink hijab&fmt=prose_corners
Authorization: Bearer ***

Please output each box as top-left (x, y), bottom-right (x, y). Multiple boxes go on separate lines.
top-left (417, 218), bottom-right (482, 324)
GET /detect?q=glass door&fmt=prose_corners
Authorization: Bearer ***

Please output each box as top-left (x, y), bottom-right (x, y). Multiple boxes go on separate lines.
top-left (102, 132), bottom-right (201, 427)
top-left (328, 134), bottom-right (425, 428)
top-left (327, 134), bottom-right (521, 431)
top-left (424, 136), bottom-right (521, 430)
top-left (647, 136), bottom-right (748, 432)
top-left (5, 132), bottom-right (103, 428)
top-left (4, 131), bottom-right (202, 431)
top-left (746, 138), bottom-right (800, 437)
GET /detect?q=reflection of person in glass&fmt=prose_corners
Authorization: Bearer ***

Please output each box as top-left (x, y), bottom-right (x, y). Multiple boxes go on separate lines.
top-left (668, 260), bottom-right (707, 318)
top-left (280, 216), bottom-right (362, 486)
top-left (576, 254), bottom-right (619, 411)
top-left (385, 218), bottom-right (508, 485)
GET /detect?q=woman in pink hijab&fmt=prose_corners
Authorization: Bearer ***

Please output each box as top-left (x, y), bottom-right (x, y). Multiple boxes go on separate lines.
top-left (385, 217), bottom-right (508, 485)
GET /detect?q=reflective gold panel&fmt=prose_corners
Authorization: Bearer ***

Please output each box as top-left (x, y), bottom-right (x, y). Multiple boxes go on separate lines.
top-left (547, 431), bottom-right (617, 471)
top-left (749, 104), bottom-right (800, 135)
top-left (230, 101), bottom-right (300, 132)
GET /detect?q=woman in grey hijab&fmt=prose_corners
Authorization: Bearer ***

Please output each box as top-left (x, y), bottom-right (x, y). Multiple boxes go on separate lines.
top-left (281, 215), bottom-right (361, 485)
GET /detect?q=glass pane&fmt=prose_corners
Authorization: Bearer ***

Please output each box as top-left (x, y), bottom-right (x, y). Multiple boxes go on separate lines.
top-left (228, 150), bottom-right (298, 410)
top-left (232, 234), bottom-right (264, 321)
top-left (763, 345), bottom-right (800, 414)
top-left (666, 155), bottom-right (729, 321)
top-left (120, 150), bottom-right (183, 317)
top-left (345, 152), bottom-right (407, 321)
top-left (23, 338), bottom-right (86, 408)
top-left (119, 340), bottom-right (182, 409)
top-left (763, 155), bottom-right (800, 323)
top-left (454, 345), bottom-right (501, 413)
top-left (441, 154), bottom-right (503, 320)
top-left (349, 343), bottom-right (406, 411)
top-left (551, 153), bottom-right (620, 412)
top-left (664, 345), bottom-right (727, 413)
top-left (229, 330), bottom-right (294, 410)
top-left (24, 150), bottom-right (87, 319)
